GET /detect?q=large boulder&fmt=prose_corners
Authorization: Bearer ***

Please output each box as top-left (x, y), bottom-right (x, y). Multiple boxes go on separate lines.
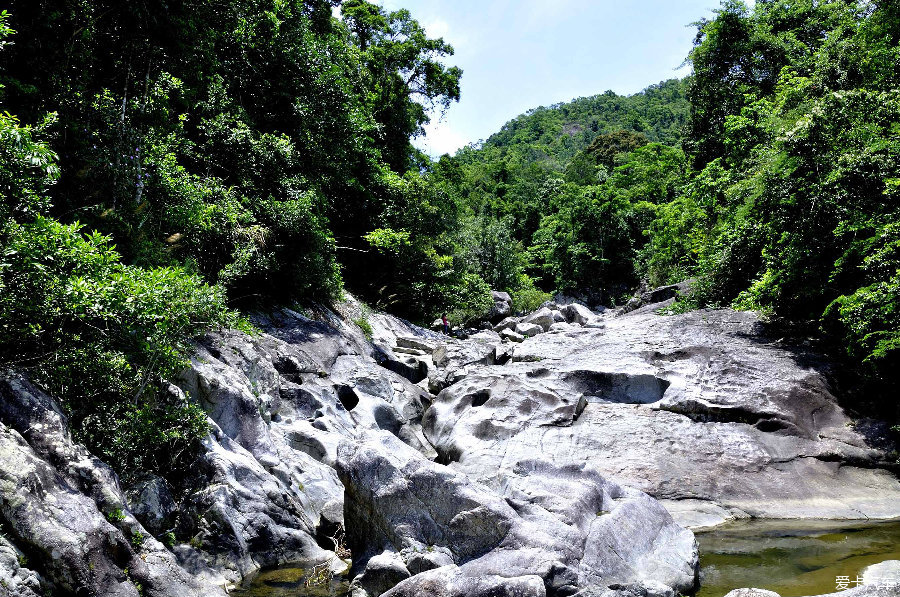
top-left (524, 307), bottom-right (556, 331)
top-left (515, 322), bottom-right (543, 338)
top-left (0, 374), bottom-right (225, 597)
top-left (423, 308), bottom-right (900, 526)
top-left (338, 432), bottom-right (697, 597)
top-left (488, 291), bottom-right (513, 323)
top-left (561, 303), bottom-right (596, 325)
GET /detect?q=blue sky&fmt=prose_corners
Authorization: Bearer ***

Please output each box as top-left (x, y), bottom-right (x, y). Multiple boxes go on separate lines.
top-left (373, 1), bottom-right (729, 156)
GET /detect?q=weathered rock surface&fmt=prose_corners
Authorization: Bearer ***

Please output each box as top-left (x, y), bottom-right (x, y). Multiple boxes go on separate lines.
top-left (0, 374), bottom-right (225, 597)
top-left (489, 291), bottom-right (514, 322)
top-left (2, 289), bottom-right (898, 597)
top-left (424, 305), bottom-right (900, 527)
top-left (339, 432), bottom-right (697, 597)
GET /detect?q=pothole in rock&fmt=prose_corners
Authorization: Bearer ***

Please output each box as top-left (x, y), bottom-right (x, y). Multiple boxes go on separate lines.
top-left (334, 385), bottom-right (359, 411)
top-left (470, 390), bottom-right (491, 407)
top-left (561, 370), bottom-right (670, 404)
top-left (435, 444), bottom-right (461, 465)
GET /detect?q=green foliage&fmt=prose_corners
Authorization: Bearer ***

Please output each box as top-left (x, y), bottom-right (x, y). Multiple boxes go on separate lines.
top-left (509, 276), bottom-right (552, 314)
top-left (672, 0), bottom-right (900, 390)
top-left (438, 79), bottom-right (690, 301)
top-left (353, 316), bottom-right (373, 341)
top-left (0, 95), bottom-right (237, 482)
top-left (585, 130), bottom-right (649, 168)
top-left (105, 508), bottom-right (126, 523)
top-left (131, 531), bottom-right (146, 550)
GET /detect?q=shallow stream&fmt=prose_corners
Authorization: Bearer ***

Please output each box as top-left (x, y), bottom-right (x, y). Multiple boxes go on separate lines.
top-left (696, 519), bottom-right (900, 597)
top-left (232, 520), bottom-right (900, 597)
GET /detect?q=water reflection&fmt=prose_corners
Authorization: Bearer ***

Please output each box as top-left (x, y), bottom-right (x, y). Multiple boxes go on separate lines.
top-left (696, 519), bottom-right (900, 597)
top-left (231, 561), bottom-right (350, 597)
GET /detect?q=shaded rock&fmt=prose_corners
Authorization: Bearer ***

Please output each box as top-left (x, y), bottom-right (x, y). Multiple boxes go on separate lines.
top-left (488, 291), bottom-right (513, 323)
top-left (125, 475), bottom-right (177, 536)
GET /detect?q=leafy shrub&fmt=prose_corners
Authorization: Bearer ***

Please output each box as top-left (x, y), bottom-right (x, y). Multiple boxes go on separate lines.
top-left (510, 275), bottom-right (551, 314)
top-left (0, 109), bottom-right (239, 482)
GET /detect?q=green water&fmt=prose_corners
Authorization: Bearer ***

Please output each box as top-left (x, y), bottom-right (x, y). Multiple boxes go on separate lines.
top-left (696, 519), bottom-right (900, 597)
top-left (232, 520), bottom-right (900, 596)
top-left (231, 562), bottom-right (350, 597)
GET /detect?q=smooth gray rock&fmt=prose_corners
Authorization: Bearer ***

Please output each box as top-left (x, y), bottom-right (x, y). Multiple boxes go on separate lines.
top-left (338, 432), bottom-right (697, 597)
top-left (0, 374), bottom-right (225, 597)
top-left (515, 322), bottom-right (543, 338)
top-left (524, 307), bottom-right (556, 331)
top-left (424, 308), bottom-right (900, 523)
top-left (501, 328), bottom-right (525, 343)
top-left (493, 317), bottom-right (520, 333)
top-left (396, 337), bottom-right (436, 353)
top-left (863, 560), bottom-right (900, 586)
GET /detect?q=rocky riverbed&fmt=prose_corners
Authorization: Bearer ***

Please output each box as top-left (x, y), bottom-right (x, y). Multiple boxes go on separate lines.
top-left (1, 291), bottom-right (899, 597)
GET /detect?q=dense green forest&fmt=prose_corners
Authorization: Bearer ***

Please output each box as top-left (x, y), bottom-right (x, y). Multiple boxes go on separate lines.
top-left (1, 0), bottom-right (898, 482)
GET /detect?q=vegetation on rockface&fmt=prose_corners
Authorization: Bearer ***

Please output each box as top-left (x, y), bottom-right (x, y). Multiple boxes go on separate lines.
top-left (436, 1), bottom-right (900, 412)
top-left (676, 0), bottom-right (900, 405)
top-left (0, 12), bottom-right (239, 481)
top-left (0, 0), bottom-right (472, 484)
top-left (1, 0), bottom-right (899, 486)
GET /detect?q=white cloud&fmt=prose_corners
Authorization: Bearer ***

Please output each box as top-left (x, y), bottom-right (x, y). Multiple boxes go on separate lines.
top-left (414, 119), bottom-right (470, 157)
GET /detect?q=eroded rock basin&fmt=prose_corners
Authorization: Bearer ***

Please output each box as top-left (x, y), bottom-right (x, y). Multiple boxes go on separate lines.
top-left (696, 519), bottom-right (900, 597)
top-left (231, 560), bottom-right (350, 597)
top-left (234, 520), bottom-right (900, 597)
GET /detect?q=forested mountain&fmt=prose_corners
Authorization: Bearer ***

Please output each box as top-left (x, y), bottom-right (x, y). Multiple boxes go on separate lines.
top-left (438, 79), bottom-right (690, 302)
top-left (436, 0), bottom-right (900, 412)
top-left (1, 0), bottom-right (898, 484)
